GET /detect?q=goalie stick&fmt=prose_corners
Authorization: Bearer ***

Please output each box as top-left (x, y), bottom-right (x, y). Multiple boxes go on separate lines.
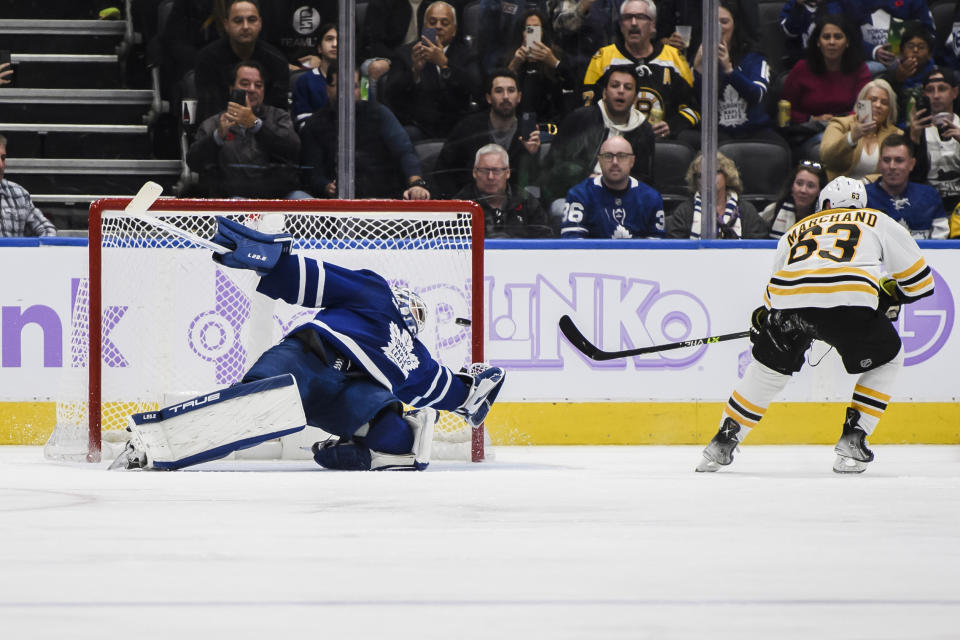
top-left (123, 181), bottom-right (230, 254)
top-left (558, 314), bottom-right (749, 361)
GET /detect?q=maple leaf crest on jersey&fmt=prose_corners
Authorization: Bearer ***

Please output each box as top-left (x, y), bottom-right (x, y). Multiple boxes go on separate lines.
top-left (382, 322), bottom-right (420, 375)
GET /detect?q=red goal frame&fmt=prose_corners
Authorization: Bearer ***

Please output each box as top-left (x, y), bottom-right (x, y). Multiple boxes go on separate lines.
top-left (86, 198), bottom-right (486, 463)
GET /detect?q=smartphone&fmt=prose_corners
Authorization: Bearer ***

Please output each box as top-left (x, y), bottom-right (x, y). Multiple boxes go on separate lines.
top-left (855, 99), bottom-right (872, 124)
top-left (519, 112), bottom-right (537, 139)
top-left (915, 93), bottom-right (931, 117)
top-left (421, 27), bottom-right (438, 45)
top-left (524, 25), bottom-right (542, 49)
top-left (0, 50), bottom-right (15, 87)
top-left (229, 88), bottom-right (246, 106)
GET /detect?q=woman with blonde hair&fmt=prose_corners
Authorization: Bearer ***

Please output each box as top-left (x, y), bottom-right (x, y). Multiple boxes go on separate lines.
top-left (665, 151), bottom-right (769, 239)
top-left (820, 78), bottom-right (902, 182)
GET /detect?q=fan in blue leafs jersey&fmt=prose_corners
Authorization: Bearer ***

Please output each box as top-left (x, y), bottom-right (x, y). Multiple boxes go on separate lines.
top-left (561, 175), bottom-right (665, 238)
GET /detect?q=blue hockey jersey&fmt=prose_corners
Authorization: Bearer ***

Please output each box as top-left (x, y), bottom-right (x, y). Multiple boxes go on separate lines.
top-left (255, 254), bottom-right (469, 411)
top-left (865, 180), bottom-right (949, 239)
top-left (841, 0), bottom-right (934, 61)
top-left (561, 176), bottom-right (665, 239)
top-left (695, 52), bottom-right (771, 134)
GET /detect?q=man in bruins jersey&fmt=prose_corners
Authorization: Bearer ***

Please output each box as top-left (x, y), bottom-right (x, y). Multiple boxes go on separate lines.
top-left (696, 177), bottom-right (935, 474)
top-left (581, 0), bottom-right (699, 139)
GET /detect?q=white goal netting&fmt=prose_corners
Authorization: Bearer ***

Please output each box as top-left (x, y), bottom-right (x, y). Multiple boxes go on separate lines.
top-left (45, 200), bottom-right (487, 464)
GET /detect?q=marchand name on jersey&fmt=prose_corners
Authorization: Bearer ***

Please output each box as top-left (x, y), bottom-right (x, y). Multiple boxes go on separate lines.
top-left (786, 210), bottom-right (878, 245)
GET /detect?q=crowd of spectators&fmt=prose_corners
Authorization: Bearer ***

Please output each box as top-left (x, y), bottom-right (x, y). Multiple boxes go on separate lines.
top-left (7, 0), bottom-right (960, 240)
top-left (160, 0), bottom-right (960, 240)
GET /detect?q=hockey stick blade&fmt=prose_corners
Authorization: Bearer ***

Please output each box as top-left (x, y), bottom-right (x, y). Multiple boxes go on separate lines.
top-left (123, 181), bottom-right (230, 254)
top-left (558, 314), bottom-right (750, 361)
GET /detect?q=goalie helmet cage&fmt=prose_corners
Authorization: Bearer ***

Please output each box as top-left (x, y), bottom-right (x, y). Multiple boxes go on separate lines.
top-left (68, 198), bottom-right (486, 464)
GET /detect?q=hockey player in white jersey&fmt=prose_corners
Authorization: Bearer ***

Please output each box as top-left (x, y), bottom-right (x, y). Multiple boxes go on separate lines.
top-left (696, 177), bottom-right (935, 474)
top-left (111, 216), bottom-right (505, 472)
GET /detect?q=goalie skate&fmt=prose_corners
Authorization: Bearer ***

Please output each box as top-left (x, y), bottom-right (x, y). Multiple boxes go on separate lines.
top-left (107, 440), bottom-right (147, 470)
top-left (312, 408), bottom-right (437, 471)
top-left (833, 408), bottom-right (874, 474)
top-left (695, 418), bottom-right (742, 472)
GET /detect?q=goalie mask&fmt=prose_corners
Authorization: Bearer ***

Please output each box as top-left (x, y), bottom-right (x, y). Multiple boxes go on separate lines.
top-left (817, 176), bottom-right (867, 212)
top-left (392, 286), bottom-right (427, 337)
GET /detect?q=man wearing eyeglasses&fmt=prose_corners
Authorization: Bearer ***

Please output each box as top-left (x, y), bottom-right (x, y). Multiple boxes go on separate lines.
top-left (581, 0), bottom-right (699, 140)
top-left (456, 143), bottom-right (551, 237)
top-left (560, 135), bottom-right (664, 238)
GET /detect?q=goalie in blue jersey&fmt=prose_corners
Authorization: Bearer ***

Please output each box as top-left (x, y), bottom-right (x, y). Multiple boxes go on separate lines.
top-left (111, 217), bottom-right (505, 472)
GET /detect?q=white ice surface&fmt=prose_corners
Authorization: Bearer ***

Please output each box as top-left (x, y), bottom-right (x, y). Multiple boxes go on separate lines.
top-left (1, 444), bottom-right (958, 639)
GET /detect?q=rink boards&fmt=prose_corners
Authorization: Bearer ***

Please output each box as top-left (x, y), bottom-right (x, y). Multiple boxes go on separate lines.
top-left (1, 239), bottom-right (958, 445)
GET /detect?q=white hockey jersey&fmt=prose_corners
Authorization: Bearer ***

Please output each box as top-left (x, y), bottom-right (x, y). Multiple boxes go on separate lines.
top-left (762, 207), bottom-right (935, 310)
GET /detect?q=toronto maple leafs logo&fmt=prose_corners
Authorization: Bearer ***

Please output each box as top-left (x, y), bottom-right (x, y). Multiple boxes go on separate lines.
top-left (382, 322), bottom-right (420, 375)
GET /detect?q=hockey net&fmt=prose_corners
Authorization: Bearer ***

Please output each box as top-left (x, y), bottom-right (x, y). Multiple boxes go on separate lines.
top-left (45, 199), bottom-right (487, 464)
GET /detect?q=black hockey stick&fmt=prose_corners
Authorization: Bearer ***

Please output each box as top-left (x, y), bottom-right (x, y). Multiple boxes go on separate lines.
top-left (558, 315), bottom-right (750, 361)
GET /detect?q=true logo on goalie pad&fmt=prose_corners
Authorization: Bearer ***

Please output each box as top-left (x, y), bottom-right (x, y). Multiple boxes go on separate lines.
top-left (167, 391), bottom-right (222, 415)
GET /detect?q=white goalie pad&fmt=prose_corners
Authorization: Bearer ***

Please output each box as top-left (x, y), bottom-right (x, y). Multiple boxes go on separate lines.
top-left (127, 374), bottom-right (306, 470)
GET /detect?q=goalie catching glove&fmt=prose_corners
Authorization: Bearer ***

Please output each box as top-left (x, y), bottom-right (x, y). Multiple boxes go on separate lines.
top-left (212, 216), bottom-right (292, 276)
top-left (454, 363), bottom-right (506, 428)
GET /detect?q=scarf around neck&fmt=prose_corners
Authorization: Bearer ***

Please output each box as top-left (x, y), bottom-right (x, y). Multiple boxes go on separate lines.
top-left (690, 192), bottom-right (742, 239)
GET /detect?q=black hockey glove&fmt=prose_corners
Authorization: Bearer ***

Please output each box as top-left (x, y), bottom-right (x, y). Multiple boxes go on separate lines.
top-left (748, 306), bottom-right (768, 344)
top-left (877, 277), bottom-right (901, 321)
top-left (211, 216), bottom-right (292, 276)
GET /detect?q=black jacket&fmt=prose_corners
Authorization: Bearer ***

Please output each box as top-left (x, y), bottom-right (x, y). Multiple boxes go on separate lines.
top-left (539, 104), bottom-right (655, 204)
top-left (385, 39), bottom-right (481, 139)
top-left (456, 182), bottom-right (552, 238)
top-left (194, 38), bottom-right (290, 122)
top-left (433, 111), bottom-right (540, 198)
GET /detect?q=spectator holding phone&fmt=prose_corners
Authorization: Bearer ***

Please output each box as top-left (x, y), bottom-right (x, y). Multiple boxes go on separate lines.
top-left (383, 1), bottom-right (481, 140)
top-left (187, 60), bottom-right (303, 198)
top-left (820, 78), bottom-right (901, 181)
top-left (0, 50), bottom-right (14, 86)
top-left (433, 69), bottom-right (540, 198)
top-left (692, 0), bottom-right (784, 146)
top-left (908, 66), bottom-right (960, 213)
top-left (504, 9), bottom-right (576, 123)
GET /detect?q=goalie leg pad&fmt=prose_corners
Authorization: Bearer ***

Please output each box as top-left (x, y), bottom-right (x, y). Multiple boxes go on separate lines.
top-left (121, 374), bottom-right (306, 470)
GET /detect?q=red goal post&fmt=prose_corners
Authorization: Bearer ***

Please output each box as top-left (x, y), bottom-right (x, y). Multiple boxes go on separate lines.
top-left (47, 198), bottom-right (486, 464)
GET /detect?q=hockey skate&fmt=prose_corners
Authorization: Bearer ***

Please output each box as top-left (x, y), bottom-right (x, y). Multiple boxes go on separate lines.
top-left (833, 408), bottom-right (874, 474)
top-left (107, 441), bottom-right (148, 470)
top-left (695, 418), bottom-right (742, 472)
top-left (312, 408), bottom-right (437, 471)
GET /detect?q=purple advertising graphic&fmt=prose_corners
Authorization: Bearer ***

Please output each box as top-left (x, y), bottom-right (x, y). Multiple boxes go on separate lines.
top-left (188, 269), bottom-right (252, 385)
top-left (487, 272), bottom-right (714, 369)
top-left (0, 266), bottom-right (954, 377)
top-left (898, 267), bottom-right (954, 366)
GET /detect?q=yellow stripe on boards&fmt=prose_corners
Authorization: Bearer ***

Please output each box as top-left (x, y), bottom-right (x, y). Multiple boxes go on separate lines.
top-left (2, 401), bottom-right (958, 446)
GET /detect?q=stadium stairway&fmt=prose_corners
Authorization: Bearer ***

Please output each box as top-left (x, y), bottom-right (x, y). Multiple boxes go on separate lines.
top-left (0, 0), bottom-right (180, 232)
